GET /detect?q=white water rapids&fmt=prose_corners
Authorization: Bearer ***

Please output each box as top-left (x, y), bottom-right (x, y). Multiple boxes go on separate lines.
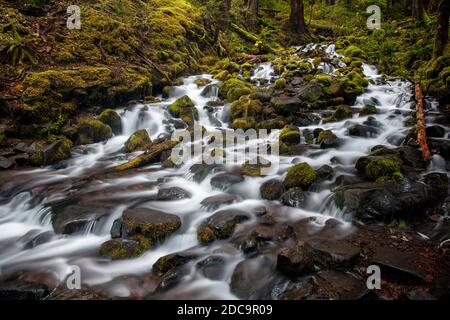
top-left (0, 44), bottom-right (442, 299)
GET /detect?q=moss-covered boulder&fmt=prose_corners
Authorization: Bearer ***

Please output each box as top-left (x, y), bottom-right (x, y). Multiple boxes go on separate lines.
top-left (333, 105), bottom-right (354, 121)
top-left (230, 96), bottom-right (262, 120)
top-left (124, 129), bottom-right (152, 152)
top-left (76, 119), bottom-right (112, 145)
top-left (359, 104), bottom-right (377, 116)
top-left (197, 209), bottom-right (250, 244)
top-left (283, 162), bottom-right (317, 189)
top-left (240, 157), bottom-right (271, 177)
top-left (274, 78), bottom-right (286, 90)
top-left (317, 130), bottom-right (339, 148)
top-left (30, 138), bottom-right (73, 166)
top-left (168, 95), bottom-right (198, 127)
top-left (99, 237), bottom-right (152, 260)
top-left (344, 45), bottom-right (364, 58)
top-left (219, 78), bottom-right (253, 102)
top-left (99, 109), bottom-right (122, 134)
top-left (365, 158), bottom-right (402, 181)
top-left (230, 118), bottom-right (256, 130)
top-left (279, 125), bottom-right (301, 146)
top-left (122, 208), bottom-right (181, 242)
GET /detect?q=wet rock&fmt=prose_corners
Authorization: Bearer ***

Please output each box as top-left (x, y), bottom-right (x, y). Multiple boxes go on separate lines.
top-left (99, 238), bottom-right (144, 260)
top-left (279, 125), bottom-right (301, 146)
top-left (260, 179), bottom-right (285, 200)
top-left (51, 204), bottom-right (111, 234)
top-left (110, 218), bottom-right (122, 238)
top-left (99, 109), bottom-right (122, 134)
top-left (189, 163), bottom-right (218, 183)
top-left (347, 124), bottom-right (379, 137)
top-left (334, 180), bottom-right (438, 222)
top-left (283, 162), bottom-right (317, 189)
top-left (282, 270), bottom-right (368, 300)
top-left (9, 154), bottom-right (29, 166)
top-left (309, 239), bottom-right (360, 268)
top-left (210, 172), bottom-right (244, 190)
top-left (152, 252), bottom-right (198, 277)
top-left (316, 165), bottom-right (334, 180)
top-left (0, 156), bottom-right (14, 169)
top-left (299, 83), bottom-right (323, 102)
top-left (197, 209), bottom-right (250, 244)
top-left (201, 84), bottom-right (219, 97)
top-left (196, 255), bottom-right (226, 280)
top-left (21, 230), bottom-right (55, 249)
top-left (156, 187), bottom-right (191, 201)
top-left (14, 142), bottom-right (29, 153)
top-left (334, 174), bottom-right (363, 187)
top-left (200, 193), bottom-right (236, 211)
top-left (0, 280), bottom-right (51, 300)
top-left (230, 255), bottom-right (277, 299)
top-left (371, 246), bottom-right (427, 282)
top-left (423, 172), bottom-right (448, 202)
top-left (276, 241), bottom-right (315, 277)
top-left (124, 129), bottom-right (152, 152)
top-left (281, 188), bottom-right (308, 208)
top-left (31, 139), bottom-right (73, 166)
top-left (359, 104), bottom-right (377, 116)
top-left (46, 286), bottom-right (106, 300)
top-left (122, 208), bottom-right (181, 242)
top-left (426, 125), bottom-right (445, 138)
top-left (76, 118), bottom-right (112, 145)
top-left (317, 130), bottom-right (339, 148)
top-left (270, 95), bottom-right (301, 114)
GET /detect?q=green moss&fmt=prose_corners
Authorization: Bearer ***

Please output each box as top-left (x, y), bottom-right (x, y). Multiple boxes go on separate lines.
top-left (283, 162), bottom-right (317, 189)
top-left (230, 96), bottom-right (262, 120)
top-left (162, 86), bottom-right (171, 98)
top-left (124, 129), bottom-right (152, 152)
top-left (365, 158), bottom-right (402, 181)
top-left (332, 105), bottom-right (354, 120)
top-left (359, 104), bottom-right (377, 116)
top-left (76, 118), bottom-right (112, 145)
top-left (274, 78), bottom-right (286, 90)
top-left (315, 74), bottom-right (332, 86)
top-left (230, 118), bottom-right (256, 130)
top-left (344, 45), bottom-right (364, 58)
top-left (279, 125), bottom-right (301, 146)
top-left (99, 109), bottom-right (122, 134)
top-left (219, 78), bottom-right (253, 102)
top-left (123, 214), bottom-right (181, 243)
top-left (214, 70), bottom-right (229, 81)
top-left (168, 95), bottom-right (195, 117)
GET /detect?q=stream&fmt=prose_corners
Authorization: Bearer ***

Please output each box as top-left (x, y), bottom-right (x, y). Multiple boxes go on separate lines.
top-left (0, 44), bottom-right (448, 299)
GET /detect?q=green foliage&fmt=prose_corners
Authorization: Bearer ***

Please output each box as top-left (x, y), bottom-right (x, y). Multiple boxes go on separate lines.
top-left (1, 31), bottom-right (35, 66)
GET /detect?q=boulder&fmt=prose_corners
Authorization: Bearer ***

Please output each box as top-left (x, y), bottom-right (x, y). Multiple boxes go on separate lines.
top-left (152, 252), bottom-right (198, 277)
top-left (76, 119), bottom-right (112, 145)
top-left (281, 188), bottom-right (308, 208)
top-left (124, 129), bottom-right (152, 152)
top-left (99, 238), bottom-right (148, 260)
top-left (122, 208), bottom-right (181, 242)
top-left (210, 172), bottom-right (244, 189)
top-left (260, 179), bottom-right (285, 200)
top-left (197, 209), bottom-right (250, 244)
top-left (30, 139), bottom-right (73, 166)
top-left (279, 125), bottom-right (301, 146)
top-left (276, 241), bottom-right (315, 277)
top-left (283, 162), bottom-right (317, 189)
top-left (156, 187), bottom-right (191, 201)
top-left (99, 109), bottom-right (122, 134)
top-left (317, 130), bottom-right (339, 148)
top-left (200, 194), bottom-right (237, 211)
top-left (270, 95), bottom-right (301, 114)
top-left (347, 124), bottom-right (379, 137)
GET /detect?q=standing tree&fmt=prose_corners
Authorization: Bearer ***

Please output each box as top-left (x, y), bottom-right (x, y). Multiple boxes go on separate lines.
top-left (412, 0), bottom-right (428, 22)
top-left (432, 0), bottom-right (449, 59)
top-left (290, 0), bottom-right (308, 33)
top-left (248, 0), bottom-right (259, 15)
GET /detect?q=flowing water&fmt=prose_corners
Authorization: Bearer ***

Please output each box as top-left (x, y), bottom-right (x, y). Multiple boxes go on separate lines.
top-left (0, 44), bottom-right (440, 299)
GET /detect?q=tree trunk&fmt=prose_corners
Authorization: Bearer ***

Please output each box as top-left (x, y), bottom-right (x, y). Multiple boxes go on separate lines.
top-left (248, 0), bottom-right (259, 15)
top-left (432, 0), bottom-right (449, 59)
top-left (412, 0), bottom-right (426, 22)
top-left (290, 0), bottom-right (308, 33)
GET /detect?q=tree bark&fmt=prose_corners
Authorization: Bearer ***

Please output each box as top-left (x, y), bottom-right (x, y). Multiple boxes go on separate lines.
top-left (432, 0), bottom-right (449, 59)
top-left (248, 0), bottom-right (259, 15)
top-left (290, 0), bottom-right (308, 33)
top-left (412, 0), bottom-right (426, 22)
top-left (415, 84), bottom-right (431, 161)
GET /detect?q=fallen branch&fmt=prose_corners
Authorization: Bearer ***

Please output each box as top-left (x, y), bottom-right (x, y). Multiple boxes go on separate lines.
top-left (415, 83), bottom-right (432, 161)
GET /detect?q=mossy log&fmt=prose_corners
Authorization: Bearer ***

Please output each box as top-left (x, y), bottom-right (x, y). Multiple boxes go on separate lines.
top-left (415, 84), bottom-right (431, 161)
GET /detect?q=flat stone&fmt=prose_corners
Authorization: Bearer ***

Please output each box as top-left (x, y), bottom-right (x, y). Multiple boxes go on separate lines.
top-left (200, 193), bottom-right (236, 211)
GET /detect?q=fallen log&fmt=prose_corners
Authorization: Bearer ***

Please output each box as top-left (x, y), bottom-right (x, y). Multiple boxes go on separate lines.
top-left (415, 83), bottom-right (431, 161)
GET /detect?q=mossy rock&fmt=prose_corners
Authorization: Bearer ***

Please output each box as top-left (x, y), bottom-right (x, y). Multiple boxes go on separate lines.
top-left (162, 86), bottom-right (171, 98)
top-left (99, 109), bottom-right (122, 134)
top-left (168, 95), bottom-right (195, 117)
top-left (317, 130), bottom-right (339, 148)
top-left (214, 70), bottom-right (230, 81)
top-left (332, 105), bottom-right (354, 121)
top-left (124, 129), bottom-right (152, 152)
top-left (274, 78), bottom-right (286, 90)
top-left (76, 118), bottom-right (112, 145)
top-left (279, 125), bottom-right (301, 146)
top-left (365, 158), bottom-right (402, 181)
top-left (194, 78), bottom-right (211, 87)
top-left (283, 162), bottom-right (317, 189)
top-left (30, 138), bottom-right (73, 166)
top-left (241, 157), bottom-right (271, 177)
top-left (99, 237), bottom-right (152, 260)
top-left (197, 209), bottom-right (250, 244)
top-left (344, 45), bottom-right (364, 58)
top-left (359, 104), bottom-right (377, 116)
top-left (230, 96), bottom-right (262, 120)
top-left (219, 78), bottom-right (253, 102)
top-left (230, 118), bottom-right (257, 130)
top-left (122, 208), bottom-right (181, 242)
top-left (315, 74), bottom-right (332, 86)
